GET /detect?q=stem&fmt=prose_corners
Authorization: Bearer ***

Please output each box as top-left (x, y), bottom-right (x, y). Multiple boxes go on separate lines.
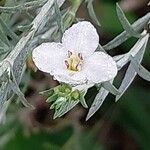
top-left (71, 0), bottom-right (83, 12)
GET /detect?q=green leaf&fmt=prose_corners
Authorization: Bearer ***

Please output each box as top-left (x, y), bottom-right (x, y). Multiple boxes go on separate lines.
top-left (39, 89), bottom-right (54, 98)
top-left (46, 94), bottom-right (59, 103)
top-left (80, 97), bottom-right (88, 108)
top-left (50, 97), bottom-right (66, 109)
top-left (116, 3), bottom-right (141, 38)
top-left (80, 90), bottom-right (88, 108)
top-left (54, 99), bottom-right (79, 119)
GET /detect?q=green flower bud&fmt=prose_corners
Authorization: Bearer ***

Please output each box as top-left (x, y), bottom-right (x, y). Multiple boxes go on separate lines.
top-left (58, 84), bottom-right (72, 94)
top-left (71, 90), bottom-right (80, 100)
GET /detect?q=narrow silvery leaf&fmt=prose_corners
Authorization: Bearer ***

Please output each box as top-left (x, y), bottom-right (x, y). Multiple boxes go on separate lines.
top-left (32, 0), bottom-right (55, 31)
top-left (116, 33), bottom-right (149, 70)
top-left (8, 65), bottom-right (34, 109)
top-left (0, 16), bottom-right (19, 44)
top-left (0, 0), bottom-right (47, 13)
top-left (0, 38), bottom-right (9, 50)
top-left (0, 82), bottom-right (9, 107)
top-left (131, 57), bottom-right (150, 82)
top-left (116, 64), bottom-right (137, 102)
top-left (0, 62), bottom-right (7, 78)
top-left (0, 27), bottom-right (10, 46)
top-left (129, 33), bottom-right (149, 57)
top-left (36, 0), bottom-right (65, 32)
top-left (87, 0), bottom-right (101, 26)
top-left (116, 3), bottom-right (141, 38)
top-left (0, 98), bottom-right (11, 124)
top-left (80, 90), bottom-right (88, 108)
top-left (18, 24), bottom-right (33, 32)
top-left (41, 25), bottom-right (58, 40)
top-left (116, 53), bottom-right (130, 70)
top-left (54, 100), bottom-right (79, 119)
top-left (86, 87), bottom-right (109, 121)
top-left (0, 68), bottom-right (9, 83)
top-left (102, 81), bottom-right (120, 95)
top-left (7, 0), bottom-right (57, 83)
top-left (103, 13), bottom-right (150, 50)
top-left (116, 34), bottom-right (149, 101)
top-left (54, 0), bottom-right (64, 35)
top-left (0, 49), bottom-right (9, 59)
top-left (85, 0), bottom-right (89, 2)
top-left (97, 44), bottom-right (106, 53)
top-left (9, 80), bottom-right (34, 109)
top-left (113, 54), bottom-right (125, 62)
top-left (80, 98), bottom-right (88, 108)
top-left (0, 0), bottom-right (66, 107)
top-left (62, 0), bottom-right (82, 30)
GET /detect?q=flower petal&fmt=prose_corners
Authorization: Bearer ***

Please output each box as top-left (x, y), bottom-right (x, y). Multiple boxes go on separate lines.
top-left (62, 21), bottom-right (99, 57)
top-left (72, 83), bottom-right (94, 91)
top-left (54, 70), bottom-right (87, 85)
top-left (32, 42), bottom-right (67, 74)
top-left (85, 52), bottom-right (118, 83)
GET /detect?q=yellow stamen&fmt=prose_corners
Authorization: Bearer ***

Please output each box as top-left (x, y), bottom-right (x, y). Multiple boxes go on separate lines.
top-left (65, 52), bottom-right (83, 72)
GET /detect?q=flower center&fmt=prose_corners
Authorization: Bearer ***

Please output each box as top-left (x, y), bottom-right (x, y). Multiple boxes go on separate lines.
top-left (65, 51), bottom-right (83, 72)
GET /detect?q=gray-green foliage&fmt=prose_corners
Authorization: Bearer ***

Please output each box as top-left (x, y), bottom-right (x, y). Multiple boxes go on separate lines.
top-left (0, 0), bottom-right (68, 121)
top-left (0, 0), bottom-right (149, 121)
top-left (86, 4), bottom-right (150, 120)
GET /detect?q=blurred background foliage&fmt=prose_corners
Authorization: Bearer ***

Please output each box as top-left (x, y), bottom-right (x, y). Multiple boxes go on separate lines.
top-left (0, 0), bottom-right (150, 150)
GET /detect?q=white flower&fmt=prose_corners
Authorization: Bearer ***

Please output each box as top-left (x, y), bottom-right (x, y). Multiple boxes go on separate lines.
top-left (32, 21), bottom-right (117, 85)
